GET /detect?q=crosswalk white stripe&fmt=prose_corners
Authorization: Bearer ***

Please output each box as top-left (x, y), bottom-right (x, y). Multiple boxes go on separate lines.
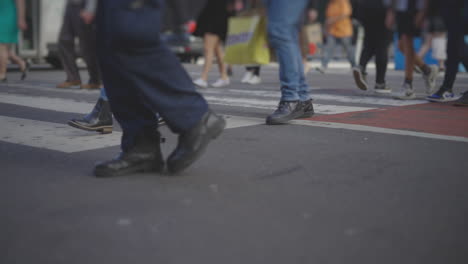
top-left (1, 92), bottom-right (374, 115)
top-left (0, 114), bottom-right (262, 153)
top-left (0, 115), bottom-right (122, 153)
top-left (203, 95), bottom-right (374, 114)
top-left (201, 89), bottom-right (427, 106)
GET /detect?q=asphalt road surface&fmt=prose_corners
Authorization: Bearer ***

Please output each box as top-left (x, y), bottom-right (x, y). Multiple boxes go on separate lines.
top-left (2, 63), bottom-right (468, 264)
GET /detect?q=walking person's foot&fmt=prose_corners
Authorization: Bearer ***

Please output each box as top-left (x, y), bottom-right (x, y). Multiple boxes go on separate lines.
top-left (211, 78), bottom-right (230, 88)
top-left (374, 83), bottom-right (391, 94)
top-left (298, 99), bottom-right (314, 118)
top-left (427, 87), bottom-right (457, 102)
top-left (20, 61), bottom-right (30, 81)
top-left (352, 66), bottom-right (368, 91)
top-left (94, 131), bottom-right (165, 177)
top-left (422, 65), bottom-right (439, 95)
top-left (266, 101), bottom-right (304, 125)
top-left (57, 80), bottom-right (81, 89)
top-left (393, 82), bottom-right (416, 100)
top-left (193, 78), bottom-right (208, 88)
top-left (167, 110), bottom-right (226, 174)
top-left (68, 98), bottom-right (113, 134)
top-left (80, 83), bottom-right (102, 90)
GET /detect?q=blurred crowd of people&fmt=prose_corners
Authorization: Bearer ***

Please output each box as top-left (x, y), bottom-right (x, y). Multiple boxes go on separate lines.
top-left (1, 0), bottom-right (467, 176)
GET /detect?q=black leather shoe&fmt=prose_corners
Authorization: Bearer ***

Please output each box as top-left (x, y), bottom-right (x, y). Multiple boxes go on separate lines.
top-left (298, 99), bottom-right (314, 118)
top-left (94, 131), bottom-right (164, 177)
top-left (266, 101), bottom-right (303, 125)
top-left (167, 110), bottom-right (226, 174)
top-left (68, 98), bottom-right (113, 134)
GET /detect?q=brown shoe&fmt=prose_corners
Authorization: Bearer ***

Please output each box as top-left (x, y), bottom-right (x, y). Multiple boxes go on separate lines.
top-left (57, 80), bottom-right (81, 88)
top-left (80, 83), bottom-right (102, 90)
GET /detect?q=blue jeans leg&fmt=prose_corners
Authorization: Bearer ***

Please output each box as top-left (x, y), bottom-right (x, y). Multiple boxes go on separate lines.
top-left (99, 87), bottom-right (108, 101)
top-left (264, 0), bottom-right (310, 102)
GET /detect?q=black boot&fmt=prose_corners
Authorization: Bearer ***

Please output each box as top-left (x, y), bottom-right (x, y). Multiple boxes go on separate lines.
top-left (68, 98), bottom-right (113, 134)
top-left (167, 110), bottom-right (226, 174)
top-left (298, 99), bottom-right (315, 118)
top-left (94, 131), bottom-right (165, 177)
top-left (266, 101), bottom-right (303, 125)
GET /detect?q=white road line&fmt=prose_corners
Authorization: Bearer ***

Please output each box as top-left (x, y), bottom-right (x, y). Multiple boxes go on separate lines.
top-left (0, 115), bottom-right (122, 153)
top-left (202, 89), bottom-right (427, 106)
top-left (292, 120), bottom-right (468, 143)
top-left (203, 95), bottom-right (374, 114)
top-left (1, 92), bottom-right (374, 115)
top-left (0, 93), bottom-right (93, 114)
top-left (0, 114), bottom-right (263, 153)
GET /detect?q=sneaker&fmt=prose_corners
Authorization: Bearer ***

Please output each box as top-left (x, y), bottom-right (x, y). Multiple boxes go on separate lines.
top-left (453, 91), bottom-right (468, 106)
top-left (57, 80), bottom-right (81, 89)
top-left (422, 65), bottom-right (439, 95)
top-left (241, 72), bottom-right (253, 83)
top-left (427, 88), bottom-right (457, 102)
top-left (374, 83), bottom-right (391, 94)
top-left (246, 75), bottom-right (261, 85)
top-left (393, 82), bottom-right (416, 100)
top-left (266, 101), bottom-right (303, 125)
top-left (298, 99), bottom-right (314, 118)
top-left (193, 78), bottom-right (208, 88)
top-left (211, 78), bottom-right (230, 88)
top-left (352, 66), bottom-right (368, 91)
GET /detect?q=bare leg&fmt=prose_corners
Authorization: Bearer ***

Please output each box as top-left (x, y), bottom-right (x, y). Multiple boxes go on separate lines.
top-left (8, 48), bottom-right (26, 71)
top-left (0, 44), bottom-right (8, 80)
top-left (214, 41), bottom-right (228, 80)
top-left (200, 33), bottom-right (219, 81)
top-left (400, 35), bottom-right (415, 81)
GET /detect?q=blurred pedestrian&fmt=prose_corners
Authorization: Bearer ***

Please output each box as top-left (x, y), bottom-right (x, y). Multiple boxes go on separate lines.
top-left (386, 0), bottom-right (439, 100)
top-left (193, 0), bottom-right (239, 88)
top-left (264, 0), bottom-right (314, 125)
top-left (426, 0), bottom-right (468, 104)
top-left (94, 0), bottom-right (226, 176)
top-left (352, 0), bottom-right (392, 93)
top-left (417, 15), bottom-right (447, 72)
top-left (0, 0), bottom-right (29, 82)
top-left (320, 0), bottom-right (356, 72)
top-left (56, 0), bottom-right (102, 89)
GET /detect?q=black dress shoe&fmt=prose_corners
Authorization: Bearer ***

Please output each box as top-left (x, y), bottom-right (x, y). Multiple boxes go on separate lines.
top-left (94, 131), bottom-right (164, 177)
top-left (68, 98), bottom-right (113, 134)
top-left (266, 101), bottom-right (303, 125)
top-left (167, 110), bottom-right (226, 174)
top-left (298, 99), bottom-right (314, 118)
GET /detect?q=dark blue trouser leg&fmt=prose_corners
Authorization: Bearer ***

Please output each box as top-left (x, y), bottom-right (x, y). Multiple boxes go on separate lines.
top-left (96, 0), bottom-right (208, 151)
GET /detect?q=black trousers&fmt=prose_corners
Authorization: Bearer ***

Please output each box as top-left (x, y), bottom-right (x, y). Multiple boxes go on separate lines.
top-left (358, 7), bottom-right (392, 84)
top-left (58, 3), bottom-right (101, 84)
top-left (96, 0), bottom-right (208, 151)
top-left (440, 5), bottom-right (468, 90)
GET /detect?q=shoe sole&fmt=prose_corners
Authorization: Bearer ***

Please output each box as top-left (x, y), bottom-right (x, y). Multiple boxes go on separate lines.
top-left (266, 111), bottom-right (305, 125)
top-left (94, 161), bottom-right (164, 178)
top-left (68, 120), bottom-right (113, 134)
top-left (167, 118), bottom-right (226, 174)
top-left (352, 69), bottom-right (368, 91)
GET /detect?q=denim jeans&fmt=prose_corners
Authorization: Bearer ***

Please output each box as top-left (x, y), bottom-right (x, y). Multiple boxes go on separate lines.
top-left (99, 87), bottom-right (108, 101)
top-left (322, 36), bottom-right (356, 69)
top-left (263, 0), bottom-right (310, 101)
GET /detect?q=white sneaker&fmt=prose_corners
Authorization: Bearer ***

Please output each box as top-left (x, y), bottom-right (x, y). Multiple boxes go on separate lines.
top-left (393, 82), bottom-right (416, 100)
top-left (246, 75), bottom-right (261, 85)
top-left (211, 78), bottom-right (230, 88)
top-left (193, 78), bottom-right (208, 88)
top-left (423, 65), bottom-right (439, 95)
top-left (241, 72), bottom-right (253, 83)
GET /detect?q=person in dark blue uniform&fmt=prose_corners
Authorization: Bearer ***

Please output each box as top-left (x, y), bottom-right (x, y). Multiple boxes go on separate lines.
top-left (93, 0), bottom-right (226, 177)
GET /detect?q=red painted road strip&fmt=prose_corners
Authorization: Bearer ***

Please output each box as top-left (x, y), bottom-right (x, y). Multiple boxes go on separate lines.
top-left (305, 103), bottom-right (468, 138)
